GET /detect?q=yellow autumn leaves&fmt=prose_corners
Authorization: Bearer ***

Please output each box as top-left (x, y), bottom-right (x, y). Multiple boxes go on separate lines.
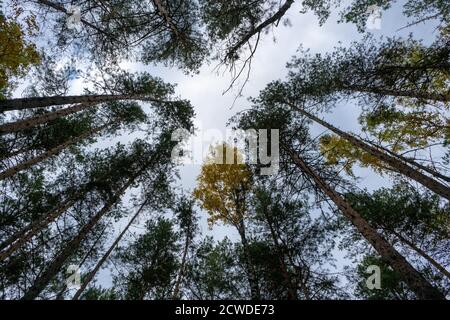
top-left (0, 14), bottom-right (40, 99)
top-left (193, 143), bottom-right (253, 228)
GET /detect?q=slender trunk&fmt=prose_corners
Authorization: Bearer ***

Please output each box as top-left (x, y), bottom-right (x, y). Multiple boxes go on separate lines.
top-left (0, 103), bottom-right (95, 134)
top-left (55, 223), bottom-right (109, 300)
top-left (0, 199), bottom-right (76, 261)
top-left (237, 220), bottom-right (261, 300)
top-left (152, 0), bottom-right (182, 39)
top-left (345, 84), bottom-right (450, 102)
top-left (389, 229), bottom-right (450, 280)
top-left (0, 94), bottom-right (169, 112)
top-left (227, 0), bottom-right (295, 59)
top-left (0, 123), bottom-right (109, 181)
top-left (71, 199), bottom-right (148, 300)
top-left (172, 233), bottom-right (191, 300)
top-left (20, 146), bottom-right (157, 300)
top-left (366, 139), bottom-right (450, 183)
top-left (262, 209), bottom-right (297, 299)
top-left (20, 168), bottom-right (142, 300)
top-left (288, 104), bottom-right (450, 200)
top-left (283, 144), bottom-right (445, 299)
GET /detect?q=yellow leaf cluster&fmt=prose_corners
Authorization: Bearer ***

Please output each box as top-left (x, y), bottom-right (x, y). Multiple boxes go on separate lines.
top-left (193, 144), bottom-right (253, 229)
top-left (0, 15), bottom-right (41, 99)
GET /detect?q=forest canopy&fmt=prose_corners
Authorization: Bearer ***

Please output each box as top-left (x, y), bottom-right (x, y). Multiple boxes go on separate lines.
top-left (0, 0), bottom-right (448, 302)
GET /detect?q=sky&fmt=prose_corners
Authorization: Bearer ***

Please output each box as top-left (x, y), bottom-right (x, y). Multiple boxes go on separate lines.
top-left (8, 0), bottom-right (444, 294)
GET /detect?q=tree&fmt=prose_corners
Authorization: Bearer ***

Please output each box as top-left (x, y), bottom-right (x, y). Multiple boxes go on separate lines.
top-left (184, 237), bottom-right (246, 300)
top-left (345, 184), bottom-right (450, 280)
top-left (285, 35), bottom-right (450, 106)
top-left (30, 0), bottom-right (207, 71)
top-left (250, 186), bottom-right (343, 299)
top-left (172, 195), bottom-right (198, 299)
top-left (232, 93), bottom-right (445, 299)
top-left (285, 103), bottom-right (450, 200)
top-left (0, 102), bottom-right (146, 181)
top-left (193, 143), bottom-right (261, 299)
top-left (352, 255), bottom-right (416, 300)
top-left (0, 14), bottom-right (40, 99)
top-left (112, 217), bottom-right (180, 300)
top-left (20, 133), bottom-right (179, 300)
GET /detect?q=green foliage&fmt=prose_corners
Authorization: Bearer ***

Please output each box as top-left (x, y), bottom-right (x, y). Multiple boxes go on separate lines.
top-left (185, 237), bottom-right (245, 299)
top-left (113, 218), bottom-right (180, 300)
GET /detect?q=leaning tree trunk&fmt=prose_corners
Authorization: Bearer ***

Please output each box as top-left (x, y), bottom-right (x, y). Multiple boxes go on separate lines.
top-left (55, 223), bottom-right (109, 300)
top-left (0, 122), bottom-right (110, 181)
top-left (20, 167), bottom-right (143, 300)
top-left (0, 198), bottom-right (77, 262)
top-left (365, 139), bottom-right (450, 183)
top-left (283, 144), bottom-right (445, 300)
top-left (287, 103), bottom-right (450, 200)
top-left (0, 93), bottom-right (168, 112)
top-left (0, 103), bottom-right (95, 134)
top-left (71, 199), bottom-right (149, 300)
top-left (345, 84), bottom-right (450, 102)
top-left (226, 0), bottom-right (295, 60)
top-left (388, 229), bottom-right (450, 280)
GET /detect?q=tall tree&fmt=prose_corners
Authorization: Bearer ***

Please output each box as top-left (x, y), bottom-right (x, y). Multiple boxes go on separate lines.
top-left (0, 14), bottom-right (40, 99)
top-left (345, 184), bottom-right (450, 280)
top-left (232, 96), bottom-right (445, 299)
top-left (20, 134), bottom-right (179, 300)
top-left (250, 185), bottom-right (342, 299)
top-left (30, 0), bottom-right (207, 70)
top-left (112, 217), bottom-right (180, 300)
top-left (193, 144), bottom-right (261, 300)
top-left (0, 102), bottom-right (146, 181)
top-left (172, 195), bottom-right (198, 300)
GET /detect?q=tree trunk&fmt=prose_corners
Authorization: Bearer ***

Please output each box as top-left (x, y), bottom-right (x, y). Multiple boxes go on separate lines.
top-left (20, 145), bottom-right (158, 300)
top-left (71, 199), bottom-right (148, 300)
top-left (389, 229), bottom-right (450, 280)
top-left (55, 223), bottom-right (109, 300)
top-left (365, 139), bottom-right (450, 183)
top-left (287, 103), bottom-right (450, 200)
top-left (227, 0), bottom-right (295, 60)
top-left (237, 220), bottom-right (261, 300)
top-left (262, 208), bottom-right (297, 299)
top-left (345, 84), bottom-right (450, 102)
top-left (283, 144), bottom-right (445, 300)
top-left (0, 103), bottom-right (94, 134)
top-left (0, 94), bottom-right (168, 112)
top-left (0, 199), bottom-right (77, 262)
top-left (172, 233), bottom-right (191, 300)
top-left (0, 123), bottom-right (109, 181)
top-left (152, 0), bottom-right (182, 40)
top-left (20, 168), bottom-right (142, 300)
